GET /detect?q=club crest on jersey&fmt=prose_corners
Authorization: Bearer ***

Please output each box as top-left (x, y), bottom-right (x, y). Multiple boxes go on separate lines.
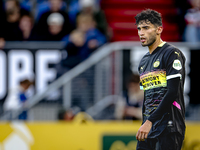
top-left (173, 59), bottom-right (182, 70)
top-left (153, 61), bottom-right (160, 68)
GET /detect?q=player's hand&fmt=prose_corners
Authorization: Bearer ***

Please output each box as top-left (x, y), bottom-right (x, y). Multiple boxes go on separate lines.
top-left (136, 120), bottom-right (152, 141)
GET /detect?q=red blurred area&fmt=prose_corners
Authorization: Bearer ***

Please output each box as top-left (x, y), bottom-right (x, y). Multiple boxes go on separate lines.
top-left (101, 0), bottom-right (180, 42)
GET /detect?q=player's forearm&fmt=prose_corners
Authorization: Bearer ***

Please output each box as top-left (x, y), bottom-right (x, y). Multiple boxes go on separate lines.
top-left (148, 77), bottom-right (180, 123)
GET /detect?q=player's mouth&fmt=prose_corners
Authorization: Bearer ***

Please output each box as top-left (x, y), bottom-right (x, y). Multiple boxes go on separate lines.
top-left (140, 37), bottom-right (146, 43)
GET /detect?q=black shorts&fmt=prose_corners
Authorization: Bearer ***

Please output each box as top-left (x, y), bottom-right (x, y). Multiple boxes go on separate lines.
top-left (136, 129), bottom-right (184, 150)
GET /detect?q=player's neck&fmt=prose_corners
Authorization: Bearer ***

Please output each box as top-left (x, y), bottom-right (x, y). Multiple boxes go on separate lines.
top-left (148, 38), bottom-right (163, 54)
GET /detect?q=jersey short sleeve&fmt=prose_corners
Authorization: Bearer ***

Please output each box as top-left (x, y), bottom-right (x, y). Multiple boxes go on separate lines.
top-left (165, 49), bottom-right (185, 80)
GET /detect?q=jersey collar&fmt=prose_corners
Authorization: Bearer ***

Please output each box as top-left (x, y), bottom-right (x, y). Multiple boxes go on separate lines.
top-left (158, 41), bottom-right (166, 47)
top-left (150, 42), bottom-right (166, 55)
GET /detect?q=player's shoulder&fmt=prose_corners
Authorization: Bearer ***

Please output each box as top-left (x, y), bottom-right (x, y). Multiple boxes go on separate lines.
top-left (163, 43), bottom-right (185, 59)
top-left (141, 51), bottom-right (150, 60)
top-left (163, 42), bottom-right (180, 53)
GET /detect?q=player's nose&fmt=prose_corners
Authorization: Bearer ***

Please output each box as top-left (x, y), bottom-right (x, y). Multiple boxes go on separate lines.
top-left (138, 30), bottom-right (144, 36)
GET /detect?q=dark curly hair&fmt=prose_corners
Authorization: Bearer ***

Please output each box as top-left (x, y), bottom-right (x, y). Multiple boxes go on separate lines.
top-left (135, 9), bottom-right (162, 26)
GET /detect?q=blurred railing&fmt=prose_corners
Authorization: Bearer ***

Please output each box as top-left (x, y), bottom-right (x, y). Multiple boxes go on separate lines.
top-left (1, 41), bottom-right (200, 121)
top-left (1, 42), bottom-right (125, 120)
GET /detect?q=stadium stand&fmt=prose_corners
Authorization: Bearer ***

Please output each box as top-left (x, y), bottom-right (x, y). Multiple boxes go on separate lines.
top-left (1, 0), bottom-right (200, 122)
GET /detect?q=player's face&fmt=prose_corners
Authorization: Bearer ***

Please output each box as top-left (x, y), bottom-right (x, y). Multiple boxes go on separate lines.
top-left (137, 20), bottom-right (158, 47)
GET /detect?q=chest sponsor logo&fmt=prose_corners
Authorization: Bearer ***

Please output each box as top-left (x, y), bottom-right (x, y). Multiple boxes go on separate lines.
top-left (140, 70), bottom-right (167, 90)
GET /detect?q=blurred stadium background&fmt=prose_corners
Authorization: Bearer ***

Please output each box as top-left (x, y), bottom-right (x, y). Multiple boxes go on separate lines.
top-left (0, 0), bottom-right (200, 149)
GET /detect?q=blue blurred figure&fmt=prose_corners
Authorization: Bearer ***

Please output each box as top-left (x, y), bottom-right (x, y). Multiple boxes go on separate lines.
top-left (62, 13), bottom-right (107, 59)
top-left (56, 13), bottom-right (107, 77)
top-left (4, 79), bottom-right (34, 120)
top-left (35, 0), bottom-right (73, 40)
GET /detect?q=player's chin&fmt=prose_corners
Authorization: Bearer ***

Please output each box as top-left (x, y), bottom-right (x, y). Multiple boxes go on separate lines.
top-left (141, 43), bottom-right (148, 47)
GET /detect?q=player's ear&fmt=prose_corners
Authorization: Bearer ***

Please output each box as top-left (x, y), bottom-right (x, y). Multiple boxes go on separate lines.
top-left (156, 26), bottom-right (163, 35)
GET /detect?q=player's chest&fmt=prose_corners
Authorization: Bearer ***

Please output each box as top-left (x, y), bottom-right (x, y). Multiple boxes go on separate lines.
top-left (139, 54), bottom-right (167, 91)
top-left (139, 53), bottom-right (166, 74)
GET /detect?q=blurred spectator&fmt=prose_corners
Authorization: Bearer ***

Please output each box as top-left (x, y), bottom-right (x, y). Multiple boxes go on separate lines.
top-left (78, 0), bottom-right (110, 37)
top-left (175, 0), bottom-right (190, 40)
top-left (20, 0), bottom-right (33, 12)
top-left (43, 12), bottom-right (67, 40)
top-left (35, 0), bottom-right (67, 22)
top-left (0, 38), bottom-right (5, 49)
top-left (63, 13), bottom-right (107, 56)
top-left (58, 108), bottom-right (75, 121)
top-left (19, 14), bottom-right (39, 41)
top-left (36, 0), bottom-right (73, 40)
top-left (58, 107), bottom-right (81, 121)
top-left (0, 0), bottom-right (5, 48)
top-left (67, 0), bottom-right (80, 25)
top-left (3, 79), bottom-right (34, 120)
top-left (57, 29), bottom-right (85, 77)
top-left (76, 13), bottom-right (107, 55)
top-left (57, 13), bottom-right (106, 77)
top-left (184, 0), bottom-right (200, 42)
top-left (1, 0), bottom-right (30, 41)
top-left (115, 74), bottom-right (143, 120)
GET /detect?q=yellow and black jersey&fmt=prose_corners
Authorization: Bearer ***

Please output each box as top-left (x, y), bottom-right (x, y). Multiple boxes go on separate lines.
top-left (138, 42), bottom-right (186, 138)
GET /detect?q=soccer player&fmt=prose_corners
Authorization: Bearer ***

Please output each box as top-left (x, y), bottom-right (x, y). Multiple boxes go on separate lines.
top-left (135, 9), bottom-right (186, 150)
